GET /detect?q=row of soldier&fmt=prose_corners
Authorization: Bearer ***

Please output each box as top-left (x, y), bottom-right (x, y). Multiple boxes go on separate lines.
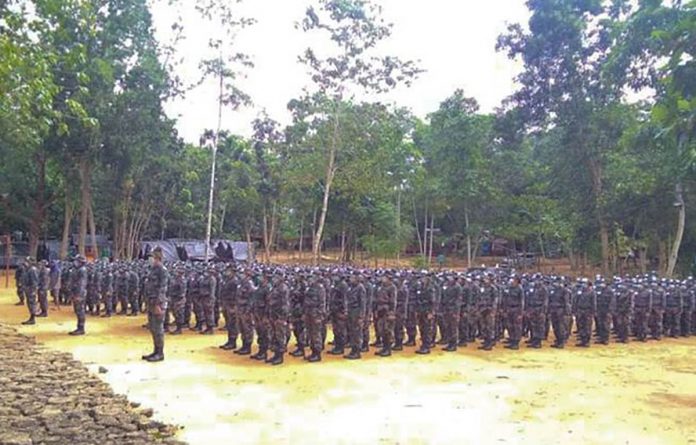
top-left (13, 257), bottom-right (696, 364)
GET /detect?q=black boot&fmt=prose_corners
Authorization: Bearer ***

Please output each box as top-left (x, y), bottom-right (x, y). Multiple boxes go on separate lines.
top-left (290, 347), bottom-right (305, 357)
top-left (201, 327), bottom-right (214, 335)
top-left (38, 311), bottom-right (48, 318)
top-left (251, 349), bottom-right (267, 361)
top-left (415, 346), bottom-right (430, 355)
top-left (235, 342), bottom-right (252, 355)
top-left (505, 342), bottom-right (519, 350)
top-left (142, 350), bottom-right (156, 360)
top-left (344, 348), bottom-right (361, 360)
top-left (169, 326), bottom-right (183, 335)
top-left (69, 326), bottom-right (85, 336)
top-left (146, 347), bottom-right (164, 362)
top-left (21, 315), bottom-right (36, 325)
top-left (404, 336), bottom-right (416, 347)
top-left (528, 339), bottom-right (542, 349)
top-left (327, 345), bottom-right (344, 355)
top-left (15, 301), bottom-right (24, 306)
top-left (392, 342), bottom-right (403, 351)
top-left (270, 352), bottom-right (284, 365)
top-left (376, 346), bottom-right (391, 357)
top-left (307, 349), bottom-right (321, 363)
top-left (443, 343), bottom-right (457, 352)
top-left (220, 338), bottom-right (237, 350)
top-left (478, 341), bottom-right (493, 351)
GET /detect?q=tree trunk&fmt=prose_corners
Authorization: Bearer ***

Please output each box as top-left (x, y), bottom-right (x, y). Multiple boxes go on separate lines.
top-left (340, 227), bottom-right (346, 264)
top-left (312, 111), bottom-right (340, 265)
top-left (88, 197), bottom-right (97, 260)
top-left (262, 203), bottom-right (270, 263)
top-left (77, 159), bottom-right (91, 257)
top-left (60, 191), bottom-right (73, 260)
top-left (298, 216), bottom-right (304, 260)
top-left (395, 186), bottom-right (401, 266)
top-left (428, 214), bottom-right (435, 266)
top-left (666, 182), bottom-right (685, 277)
top-left (413, 196), bottom-right (423, 260)
top-left (464, 205), bottom-right (471, 269)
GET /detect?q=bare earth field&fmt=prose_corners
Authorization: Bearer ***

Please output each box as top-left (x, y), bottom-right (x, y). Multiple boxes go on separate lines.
top-left (1, 283), bottom-right (695, 445)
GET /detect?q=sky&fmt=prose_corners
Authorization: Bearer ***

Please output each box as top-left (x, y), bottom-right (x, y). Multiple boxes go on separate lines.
top-left (151, 0), bottom-right (531, 143)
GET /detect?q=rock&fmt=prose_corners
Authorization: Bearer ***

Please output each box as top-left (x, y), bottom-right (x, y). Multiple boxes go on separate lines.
top-left (98, 366), bottom-right (108, 374)
top-left (139, 407), bottom-right (154, 418)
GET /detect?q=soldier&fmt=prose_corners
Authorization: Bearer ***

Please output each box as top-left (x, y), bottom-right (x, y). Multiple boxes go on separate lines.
top-left (101, 264), bottom-right (114, 317)
top-left (614, 278), bottom-right (634, 343)
top-left (664, 280), bottom-right (683, 338)
top-left (127, 267), bottom-right (140, 316)
top-left (477, 274), bottom-right (500, 351)
top-left (458, 277), bottom-right (474, 346)
top-left (404, 278), bottom-right (418, 347)
top-left (68, 255), bottom-right (88, 335)
top-left (168, 267), bottom-right (188, 335)
top-left (633, 281), bottom-right (652, 341)
top-left (60, 263), bottom-right (71, 305)
top-left (187, 269), bottom-right (202, 330)
top-left (198, 268), bottom-right (217, 335)
top-left (681, 281), bottom-right (694, 337)
top-left (141, 248), bottom-right (169, 362)
top-left (250, 272), bottom-right (272, 360)
top-left (15, 263), bottom-right (25, 306)
top-left (502, 276), bottom-right (525, 350)
top-left (21, 257), bottom-right (39, 325)
top-left (218, 266), bottom-right (238, 347)
top-left (37, 260), bottom-right (50, 317)
top-left (361, 277), bottom-right (375, 352)
top-left (327, 274), bottom-right (348, 356)
top-left (115, 268), bottom-right (129, 315)
top-left (524, 277), bottom-right (548, 348)
top-left (573, 280), bottom-right (597, 347)
top-left (441, 274), bottom-right (462, 351)
top-left (393, 275), bottom-right (409, 351)
top-left (649, 278), bottom-right (666, 340)
top-left (415, 274), bottom-right (437, 354)
top-left (374, 274), bottom-right (397, 357)
top-left (594, 278), bottom-right (616, 344)
top-left (302, 274), bottom-right (327, 362)
top-left (49, 260), bottom-right (62, 308)
top-left (234, 270), bottom-right (256, 355)
top-left (344, 272), bottom-right (367, 359)
top-left (548, 278), bottom-right (571, 348)
top-left (289, 275), bottom-right (307, 357)
top-left (266, 272), bottom-right (290, 365)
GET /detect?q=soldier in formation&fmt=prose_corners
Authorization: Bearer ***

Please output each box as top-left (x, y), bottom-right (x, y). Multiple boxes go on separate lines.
top-left (14, 255), bottom-right (696, 365)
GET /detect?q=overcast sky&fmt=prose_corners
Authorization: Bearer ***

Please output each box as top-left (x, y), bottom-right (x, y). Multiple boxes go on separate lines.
top-left (151, 0), bottom-right (530, 143)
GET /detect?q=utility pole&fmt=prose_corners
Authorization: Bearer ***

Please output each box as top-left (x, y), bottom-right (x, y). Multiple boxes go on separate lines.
top-left (204, 53), bottom-right (224, 265)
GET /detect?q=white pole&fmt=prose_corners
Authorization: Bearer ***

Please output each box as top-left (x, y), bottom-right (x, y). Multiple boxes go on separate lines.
top-left (204, 57), bottom-right (224, 264)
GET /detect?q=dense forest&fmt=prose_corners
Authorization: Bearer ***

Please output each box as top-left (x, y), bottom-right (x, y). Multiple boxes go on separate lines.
top-left (0, 0), bottom-right (694, 276)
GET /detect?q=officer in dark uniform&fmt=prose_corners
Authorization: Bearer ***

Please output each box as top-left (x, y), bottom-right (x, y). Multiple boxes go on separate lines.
top-left (141, 248), bottom-right (169, 362)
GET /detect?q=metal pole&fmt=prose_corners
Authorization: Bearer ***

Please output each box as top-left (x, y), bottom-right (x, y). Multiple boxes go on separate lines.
top-left (204, 144), bottom-right (218, 264)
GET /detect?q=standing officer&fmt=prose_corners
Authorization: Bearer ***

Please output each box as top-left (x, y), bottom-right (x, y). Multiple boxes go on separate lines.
top-left (168, 267), bottom-right (188, 335)
top-left (393, 275), bottom-right (409, 351)
top-left (477, 274), bottom-right (500, 351)
top-left (218, 266), bottom-right (238, 348)
top-left (415, 274), bottom-right (437, 355)
top-left (524, 277), bottom-right (548, 348)
top-left (573, 280), bottom-right (597, 347)
top-left (327, 274), bottom-right (348, 356)
top-left (234, 269), bottom-right (256, 355)
top-left (142, 248), bottom-right (169, 362)
top-left (37, 260), bottom-right (50, 317)
top-left (68, 255), bottom-right (88, 335)
top-left (21, 257), bottom-right (39, 325)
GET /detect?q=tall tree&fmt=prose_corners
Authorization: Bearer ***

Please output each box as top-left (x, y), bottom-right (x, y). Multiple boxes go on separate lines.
top-left (297, 0), bottom-right (421, 263)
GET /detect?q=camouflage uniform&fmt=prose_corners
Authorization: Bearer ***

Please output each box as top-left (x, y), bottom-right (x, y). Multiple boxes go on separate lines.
top-left (168, 270), bottom-right (188, 333)
top-left (649, 283), bottom-right (666, 339)
top-left (328, 278), bottom-right (348, 354)
top-left (595, 284), bottom-right (616, 344)
top-left (69, 259), bottom-right (88, 334)
top-left (345, 278), bottom-right (367, 358)
top-left (524, 281), bottom-right (548, 347)
top-left (22, 262), bottom-right (39, 322)
top-left (614, 282), bottom-right (633, 343)
top-left (633, 285), bottom-right (651, 341)
top-left (548, 283), bottom-right (571, 348)
top-left (234, 275), bottom-right (256, 355)
top-left (502, 281), bottom-right (525, 348)
top-left (573, 285), bottom-right (596, 346)
top-left (374, 279), bottom-right (397, 355)
top-left (267, 276), bottom-right (290, 361)
top-left (441, 278), bottom-right (462, 350)
top-left (37, 262), bottom-right (50, 316)
top-left (251, 277), bottom-right (272, 359)
top-left (303, 279), bottom-right (327, 361)
top-left (143, 259), bottom-right (169, 361)
top-left (198, 271), bottom-right (217, 333)
top-left (218, 270), bottom-right (238, 347)
top-left (477, 280), bottom-right (499, 350)
top-left (393, 280), bottom-right (409, 350)
top-left (415, 277), bottom-right (437, 354)
top-left (664, 283), bottom-right (682, 337)
top-left (289, 278), bottom-right (307, 356)
top-left (127, 269), bottom-right (140, 315)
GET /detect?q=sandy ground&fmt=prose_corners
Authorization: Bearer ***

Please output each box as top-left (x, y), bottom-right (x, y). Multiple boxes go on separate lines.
top-left (1, 284), bottom-right (695, 445)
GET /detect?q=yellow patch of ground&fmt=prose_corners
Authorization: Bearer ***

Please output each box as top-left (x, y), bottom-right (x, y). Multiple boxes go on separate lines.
top-left (1, 284), bottom-right (694, 445)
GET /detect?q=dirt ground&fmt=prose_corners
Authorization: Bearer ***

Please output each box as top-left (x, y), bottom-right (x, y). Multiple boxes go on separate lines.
top-left (1, 283), bottom-right (695, 445)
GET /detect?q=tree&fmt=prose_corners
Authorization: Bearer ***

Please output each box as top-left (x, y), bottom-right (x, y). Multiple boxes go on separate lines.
top-left (297, 0), bottom-right (422, 264)
top-left (497, 0), bottom-right (632, 275)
